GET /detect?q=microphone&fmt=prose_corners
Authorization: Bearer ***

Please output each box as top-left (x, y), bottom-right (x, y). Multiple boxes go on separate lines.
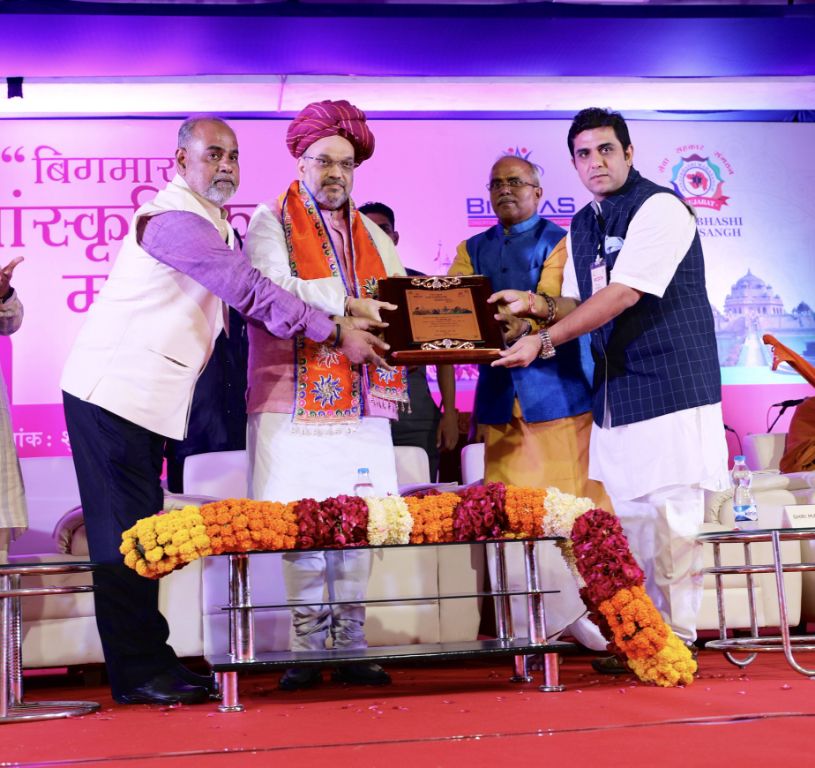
top-left (723, 424), bottom-right (742, 454)
top-left (772, 399), bottom-right (805, 409)
top-left (767, 398), bottom-right (805, 433)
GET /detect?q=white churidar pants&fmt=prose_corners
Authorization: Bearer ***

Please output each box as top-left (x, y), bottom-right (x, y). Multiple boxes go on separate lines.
top-left (248, 412), bottom-right (398, 651)
top-left (611, 484), bottom-right (705, 644)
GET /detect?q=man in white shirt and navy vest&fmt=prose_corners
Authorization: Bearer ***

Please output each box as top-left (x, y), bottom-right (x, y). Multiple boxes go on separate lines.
top-left (490, 108), bottom-right (729, 672)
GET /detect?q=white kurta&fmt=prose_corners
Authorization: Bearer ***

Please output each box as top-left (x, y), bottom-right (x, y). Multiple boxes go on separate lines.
top-left (244, 200), bottom-right (404, 500)
top-left (562, 193), bottom-right (730, 502)
top-left (563, 193), bottom-right (729, 641)
top-left (244, 197), bottom-right (403, 651)
top-left (0, 291), bottom-right (27, 545)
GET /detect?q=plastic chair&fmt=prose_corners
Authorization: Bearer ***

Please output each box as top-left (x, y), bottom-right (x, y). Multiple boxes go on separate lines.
top-left (460, 443), bottom-right (485, 485)
top-left (743, 433), bottom-right (787, 472)
top-left (15, 458), bottom-right (82, 556)
top-left (393, 445), bottom-right (431, 487)
top-left (182, 450), bottom-right (249, 499)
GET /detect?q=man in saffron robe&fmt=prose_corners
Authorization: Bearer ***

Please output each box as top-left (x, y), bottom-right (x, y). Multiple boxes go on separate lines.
top-left (245, 100), bottom-right (407, 690)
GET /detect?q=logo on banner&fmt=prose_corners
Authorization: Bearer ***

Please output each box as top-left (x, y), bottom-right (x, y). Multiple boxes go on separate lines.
top-left (669, 153), bottom-right (729, 211)
top-left (657, 145), bottom-right (742, 238)
top-left (465, 146), bottom-right (575, 229)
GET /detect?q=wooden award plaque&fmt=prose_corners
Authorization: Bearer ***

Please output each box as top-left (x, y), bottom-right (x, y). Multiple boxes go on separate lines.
top-left (377, 275), bottom-right (504, 365)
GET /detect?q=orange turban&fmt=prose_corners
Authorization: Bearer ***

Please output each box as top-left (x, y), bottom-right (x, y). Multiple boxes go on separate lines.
top-left (286, 100), bottom-right (375, 164)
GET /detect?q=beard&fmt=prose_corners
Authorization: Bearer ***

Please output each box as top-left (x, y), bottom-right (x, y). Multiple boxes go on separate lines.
top-left (204, 178), bottom-right (237, 206)
top-left (314, 180), bottom-right (349, 210)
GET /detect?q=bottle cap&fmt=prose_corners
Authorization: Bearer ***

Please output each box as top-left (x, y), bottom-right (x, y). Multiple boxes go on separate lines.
top-left (357, 467), bottom-right (369, 473)
top-left (734, 455), bottom-right (746, 462)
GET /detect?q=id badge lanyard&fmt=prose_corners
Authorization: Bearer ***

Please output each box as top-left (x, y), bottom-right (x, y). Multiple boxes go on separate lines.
top-left (590, 243), bottom-right (607, 295)
top-left (591, 203), bottom-right (609, 295)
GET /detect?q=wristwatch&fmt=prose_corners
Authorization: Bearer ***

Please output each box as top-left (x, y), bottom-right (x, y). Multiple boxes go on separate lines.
top-left (537, 328), bottom-right (556, 359)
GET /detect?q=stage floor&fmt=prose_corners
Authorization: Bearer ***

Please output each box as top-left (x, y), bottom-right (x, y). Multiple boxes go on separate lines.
top-left (5, 649), bottom-right (815, 767)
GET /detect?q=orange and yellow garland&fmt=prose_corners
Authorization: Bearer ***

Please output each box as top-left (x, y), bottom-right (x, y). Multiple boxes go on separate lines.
top-left (120, 483), bottom-right (695, 687)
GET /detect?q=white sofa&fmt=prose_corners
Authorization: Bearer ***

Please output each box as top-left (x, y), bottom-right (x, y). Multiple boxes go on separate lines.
top-left (9, 450), bottom-right (486, 670)
top-left (739, 432), bottom-right (815, 625)
top-left (8, 459), bottom-right (205, 668)
top-left (699, 471), bottom-right (815, 630)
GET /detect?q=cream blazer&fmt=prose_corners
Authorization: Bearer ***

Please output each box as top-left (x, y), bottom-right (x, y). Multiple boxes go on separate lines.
top-left (61, 176), bottom-right (231, 440)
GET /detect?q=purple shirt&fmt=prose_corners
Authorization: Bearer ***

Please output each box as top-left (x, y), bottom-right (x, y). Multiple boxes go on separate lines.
top-left (138, 211), bottom-right (334, 343)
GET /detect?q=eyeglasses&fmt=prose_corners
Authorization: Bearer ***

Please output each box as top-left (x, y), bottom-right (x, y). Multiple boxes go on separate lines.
top-left (486, 178), bottom-right (540, 192)
top-left (302, 155), bottom-right (358, 172)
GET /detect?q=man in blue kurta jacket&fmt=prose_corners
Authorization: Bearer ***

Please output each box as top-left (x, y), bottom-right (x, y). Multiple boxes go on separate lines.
top-left (449, 155), bottom-right (611, 645)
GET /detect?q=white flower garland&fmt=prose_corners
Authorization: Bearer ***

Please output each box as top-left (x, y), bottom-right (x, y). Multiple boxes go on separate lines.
top-left (365, 496), bottom-right (413, 545)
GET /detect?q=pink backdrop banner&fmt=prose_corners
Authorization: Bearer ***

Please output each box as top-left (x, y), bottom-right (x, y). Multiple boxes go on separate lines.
top-left (1, 118), bottom-right (813, 457)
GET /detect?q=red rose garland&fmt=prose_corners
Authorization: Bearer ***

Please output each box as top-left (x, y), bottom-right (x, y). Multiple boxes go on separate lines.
top-left (453, 482), bottom-right (507, 541)
top-left (571, 508), bottom-right (645, 604)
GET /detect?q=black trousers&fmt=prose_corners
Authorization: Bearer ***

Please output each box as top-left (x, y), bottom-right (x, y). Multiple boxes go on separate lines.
top-left (62, 392), bottom-right (178, 695)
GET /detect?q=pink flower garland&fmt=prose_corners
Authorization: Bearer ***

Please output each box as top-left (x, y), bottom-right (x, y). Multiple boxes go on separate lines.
top-left (323, 494), bottom-right (369, 548)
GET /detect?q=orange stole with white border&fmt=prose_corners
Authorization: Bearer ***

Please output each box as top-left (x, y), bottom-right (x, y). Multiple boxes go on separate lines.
top-left (281, 180), bottom-right (407, 430)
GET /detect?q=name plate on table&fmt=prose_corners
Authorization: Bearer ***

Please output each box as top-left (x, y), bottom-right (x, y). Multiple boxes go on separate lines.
top-left (783, 504), bottom-right (815, 528)
top-left (377, 275), bottom-right (505, 365)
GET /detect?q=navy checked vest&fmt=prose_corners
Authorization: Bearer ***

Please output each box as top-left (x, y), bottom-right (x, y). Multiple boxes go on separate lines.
top-left (467, 215), bottom-right (594, 425)
top-left (570, 169), bottom-right (721, 427)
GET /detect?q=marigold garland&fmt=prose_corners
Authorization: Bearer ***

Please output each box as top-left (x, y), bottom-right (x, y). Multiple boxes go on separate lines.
top-left (121, 485), bottom-right (699, 687)
top-left (571, 509), bottom-right (697, 687)
top-left (120, 505), bottom-right (211, 579)
top-left (406, 491), bottom-right (458, 544)
top-left (504, 486), bottom-right (548, 538)
top-left (199, 498), bottom-right (298, 554)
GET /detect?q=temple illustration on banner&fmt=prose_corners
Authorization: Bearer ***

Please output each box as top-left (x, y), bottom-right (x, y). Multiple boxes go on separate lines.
top-left (712, 270), bottom-right (815, 368)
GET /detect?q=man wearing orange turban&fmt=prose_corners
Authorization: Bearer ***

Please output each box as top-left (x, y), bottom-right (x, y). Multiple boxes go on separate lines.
top-left (245, 100), bottom-right (407, 691)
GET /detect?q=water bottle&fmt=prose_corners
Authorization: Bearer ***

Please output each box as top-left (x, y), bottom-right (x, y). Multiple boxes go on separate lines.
top-left (730, 455), bottom-right (759, 530)
top-left (353, 467), bottom-right (375, 498)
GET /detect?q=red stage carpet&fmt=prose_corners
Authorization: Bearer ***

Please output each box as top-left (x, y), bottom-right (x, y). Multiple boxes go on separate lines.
top-left (4, 650), bottom-right (815, 767)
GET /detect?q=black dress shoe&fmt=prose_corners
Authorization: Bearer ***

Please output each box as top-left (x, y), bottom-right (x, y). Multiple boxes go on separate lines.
top-left (114, 670), bottom-right (209, 705)
top-left (175, 664), bottom-right (218, 695)
top-left (332, 662), bottom-right (391, 686)
top-left (590, 655), bottom-right (630, 675)
top-left (279, 666), bottom-right (323, 691)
